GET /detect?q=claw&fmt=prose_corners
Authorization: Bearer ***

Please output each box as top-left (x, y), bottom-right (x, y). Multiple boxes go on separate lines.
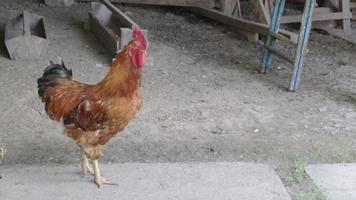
top-left (95, 176), bottom-right (118, 188)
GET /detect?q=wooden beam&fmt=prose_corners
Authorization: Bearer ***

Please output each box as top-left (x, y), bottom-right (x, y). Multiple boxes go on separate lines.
top-left (99, 0), bottom-right (138, 28)
top-left (282, 11), bottom-right (352, 23)
top-left (78, 0), bottom-right (216, 8)
top-left (326, 0), bottom-right (352, 32)
top-left (189, 7), bottom-right (298, 43)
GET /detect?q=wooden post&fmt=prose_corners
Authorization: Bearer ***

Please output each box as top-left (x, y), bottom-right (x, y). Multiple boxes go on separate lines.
top-left (220, 0), bottom-right (259, 42)
top-left (341, 0), bottom-right (351, 33)
top-left (250, 0), bottom-right (271, 24)
top-left (220, 0), bottom-right (235, 14)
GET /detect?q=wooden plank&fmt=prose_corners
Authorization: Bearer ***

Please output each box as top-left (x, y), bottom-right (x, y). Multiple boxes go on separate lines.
top-left (326, 0), bottom-right (352, 32)
top-left (341, 0), bottom-right (351, 33)
top-left (79, 0), bottom-right (216, 8)
top-left (328, 0), bottom-right (339, 8)
top-left (234, 0), bottom-right (242, 17)
top-left (250, 0), bottom-right (270, 24)
top-left (282, 11), bottom-right (352, 23)
top-left (350, 2), bottom-right (356, 20)
top-left (264, 45), bottom-right (294, 64)
top-left (189, 7), bottom-right (298, 43)
top-left (99, 0), bottom-right (138, 28)
top-left (351, 2), bottom-right (356, 8)
top-left (267, 0), bottom-right (274, 14)
top-left (312, 7), bottom-right (337, 28)
top-left (263, 0), bottom-right (271, 21)
top-left (269, 32), bottom-right (296, 45)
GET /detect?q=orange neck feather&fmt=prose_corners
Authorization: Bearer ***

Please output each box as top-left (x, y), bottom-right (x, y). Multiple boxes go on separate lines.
top-left (94, 47), bottom-right (141, 97)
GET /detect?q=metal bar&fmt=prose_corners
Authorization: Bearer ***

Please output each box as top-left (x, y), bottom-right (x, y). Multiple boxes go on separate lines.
top-left (266, 0), bottom-right (286, 66)
top-left (260, 0), bottom-right (286, 73)
top-left (289, 0), bottom-right (315, 91)
top-left (98, 0), bottom-right (138, 28)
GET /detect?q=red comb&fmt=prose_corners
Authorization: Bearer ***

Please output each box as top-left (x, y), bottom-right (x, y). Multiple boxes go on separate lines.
top-left (133, 27), bottom-right (148, 50)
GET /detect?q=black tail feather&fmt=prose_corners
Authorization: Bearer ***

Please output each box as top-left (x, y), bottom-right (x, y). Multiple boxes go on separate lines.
top-left (37, 61), bottom-right (72, 98)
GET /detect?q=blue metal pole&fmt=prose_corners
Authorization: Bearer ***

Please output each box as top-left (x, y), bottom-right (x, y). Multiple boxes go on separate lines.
top-left (289, 0), bottom-right (315, 91)
top-left (261, 0), bottom-right (286, 73)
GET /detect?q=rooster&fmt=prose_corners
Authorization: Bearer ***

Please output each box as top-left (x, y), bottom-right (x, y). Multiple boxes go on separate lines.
top-left (37, 28), bottom-right (148, 187)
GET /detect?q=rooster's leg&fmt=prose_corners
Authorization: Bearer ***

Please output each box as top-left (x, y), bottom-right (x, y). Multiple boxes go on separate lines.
top-left (81, 149), bottom-right (93, 176)
top-left (93, 159), bottom-right (118, 188)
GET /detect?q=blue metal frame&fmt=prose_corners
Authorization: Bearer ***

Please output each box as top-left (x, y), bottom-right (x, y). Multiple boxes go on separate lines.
top-left (289, 0), bottom-right (315, 91)
top-left (261, 0), bottom-right (286, 73)
top-left (260, 0), bottom-right (315, 91)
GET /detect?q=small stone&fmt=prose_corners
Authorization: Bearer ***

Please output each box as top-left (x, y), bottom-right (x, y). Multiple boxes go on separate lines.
top-left (254, 128), bottom-right (260, 133)
top-left (83, 23), bottom-right (90, 31)
top-left (333, 124), bottom-right (343, 128)
top-left (344, 112), bottom-right (356, 119)
top-left (211, 128), bottom-right (224, 135)
top-left (124, 11), bottom-right (132, 15)
top-left (95, 64), bottom-right (104, 68)
top-left (318, 107), bottom-right (328, 112)
top-left (331, 130), bottom-right (338, 136)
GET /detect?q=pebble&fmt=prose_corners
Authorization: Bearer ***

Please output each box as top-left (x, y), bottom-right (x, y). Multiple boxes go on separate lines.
top-left (344, 112), bottom-right (356, 119)
top-left (95, 64), bottom-right (104, 68)
top-left (318, 106), bottom-right (328, 112)
top-left (333, 124), bottom-right (343, 128)
top-left (124, 11), bottom-right (132, 15)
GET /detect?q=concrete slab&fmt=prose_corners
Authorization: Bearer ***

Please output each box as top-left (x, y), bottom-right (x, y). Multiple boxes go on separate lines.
top-left (306, 164), bottom-right (356, 200)
top-left (0, 162), bottom-right (291, 200)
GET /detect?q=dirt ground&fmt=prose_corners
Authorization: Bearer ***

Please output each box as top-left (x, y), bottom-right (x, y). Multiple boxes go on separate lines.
top-left (0, 0), bottom-right (356, 199)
